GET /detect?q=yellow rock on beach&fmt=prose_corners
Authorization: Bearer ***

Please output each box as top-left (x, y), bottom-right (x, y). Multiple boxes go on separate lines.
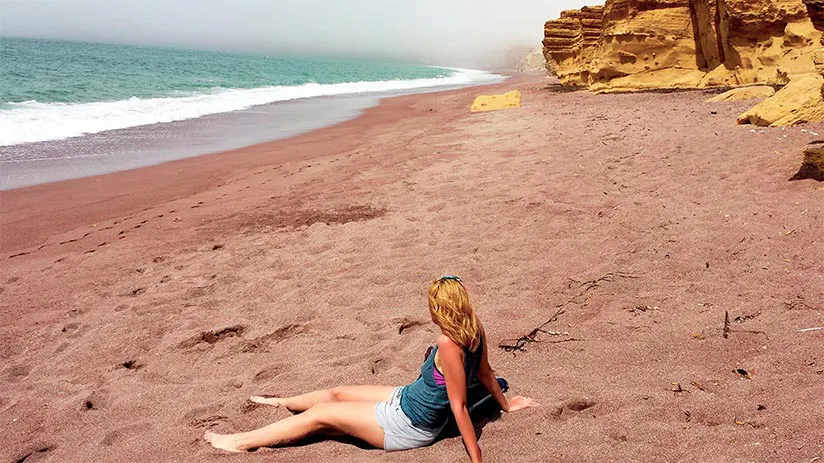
top-left (706, 86), bottom-right (776, 103)
top-left (470, 90), bottom-right (521, 112)
top-left (737, 74), bottom-right (824, 127)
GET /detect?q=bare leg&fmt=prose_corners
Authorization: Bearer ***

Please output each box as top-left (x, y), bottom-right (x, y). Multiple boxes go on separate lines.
top-left (204, 401), bottom-right (384, 452)
top-left (250, 385), bottom-right (395, 413)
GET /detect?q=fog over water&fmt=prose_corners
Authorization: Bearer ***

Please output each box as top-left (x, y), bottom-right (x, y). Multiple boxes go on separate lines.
top-left (0, 0), bottom-right (592, 66)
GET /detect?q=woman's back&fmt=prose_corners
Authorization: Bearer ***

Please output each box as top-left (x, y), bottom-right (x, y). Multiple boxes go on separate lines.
top-left (400, 338), bottom-right (484, 429)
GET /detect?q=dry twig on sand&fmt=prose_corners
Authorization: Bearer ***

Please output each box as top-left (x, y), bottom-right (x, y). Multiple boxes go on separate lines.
top-left (722, 310), bottom-right (769, 339)
top-left (498, 272), bottom-right (639, 353)
top-left (723, 311), bottom-right (731, 339)
top-left (798, 327), bottom-right (823, 333)
top-left (785, 298), bottom-right (818, 311)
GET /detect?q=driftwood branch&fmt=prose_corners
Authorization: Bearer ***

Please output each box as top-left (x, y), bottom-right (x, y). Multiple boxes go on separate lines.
top-left (498, 272), bottom-right (640, 353)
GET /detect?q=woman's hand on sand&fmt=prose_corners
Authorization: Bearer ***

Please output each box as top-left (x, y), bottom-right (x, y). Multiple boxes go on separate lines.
top-left (249, 396), bottom-right (284, 407)
top-left (506, 396), bottom-right (538, 412)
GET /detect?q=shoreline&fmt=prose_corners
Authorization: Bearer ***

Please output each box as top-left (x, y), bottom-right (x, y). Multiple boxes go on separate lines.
top-left (0, 71), bottom-right (507, 191)
top-left (0, 75), bottom-right (521, 254)
top-left (0, 94), bottom-right (382, 190)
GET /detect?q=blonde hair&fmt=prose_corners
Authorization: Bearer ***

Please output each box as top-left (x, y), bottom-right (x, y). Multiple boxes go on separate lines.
top-left (428, 278), bottom-right (481, 352)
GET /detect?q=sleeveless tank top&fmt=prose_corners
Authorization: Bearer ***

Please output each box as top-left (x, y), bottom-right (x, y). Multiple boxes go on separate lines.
top-left (399, 337), bottom-right (483, 429)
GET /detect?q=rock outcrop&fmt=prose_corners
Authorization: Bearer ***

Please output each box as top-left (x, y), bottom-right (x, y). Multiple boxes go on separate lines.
top-left (736, 74), bottom-right (824, 126)
top-left (519, 46), bottom-right (548, 73)
top-left (544, 0), bottom-right (822, 92)
top-left (506, 46), bottom-right (548, 73)
top-left (804, 0), bottom-right (824, 96)
top-left (543, 6), bottom-right (604, 86)
top-left (588, 0), bottom-right (706, 92)
top-left (706, 86), bottom-right (776, 102)
top-left (793, 143), bottom-right (824, 180)
top-left (470, 91), bottom-right (522, 113)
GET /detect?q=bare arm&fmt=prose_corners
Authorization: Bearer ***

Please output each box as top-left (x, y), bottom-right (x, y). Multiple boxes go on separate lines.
top-left (477, 328), bottom-right (510, 412)
top-left (477, 326), bottom-right (539, 413)
top-left (439, 336), bottom-right (483, 463)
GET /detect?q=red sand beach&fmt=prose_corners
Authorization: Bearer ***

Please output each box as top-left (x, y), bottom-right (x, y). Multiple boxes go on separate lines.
top-left (1, 75), bottom-right (823, 462)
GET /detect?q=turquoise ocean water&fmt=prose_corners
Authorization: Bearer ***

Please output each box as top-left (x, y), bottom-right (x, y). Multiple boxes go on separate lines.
top-left (0, 37), bottom-right (499, 147)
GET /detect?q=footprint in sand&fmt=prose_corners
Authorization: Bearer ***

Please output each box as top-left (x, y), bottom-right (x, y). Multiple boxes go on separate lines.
top-left (183, 404), bottom-right (227, 428)
top-left (236, 325), bottom-right (305, 353)
top-left (252, 365), bottom-right (284, 383)
top-left (565, 398), bottom-right (597, 412)
top-left (219, 380), bottom-right (244, 393)
top-left (61, 322), bottom-right (83, 338)
top-left (129, 287), bottom-right (146, 297)
top-left (82, 390), bottom-right (108, 411)
top-left (396, 317), bottom-right (427, 335)
top-left (371, 358), bottom-right (386, 375)
top-left (178, 325), bottom-right (246, 349)
top-left (14, 445), bottom-right (54, 463)
top-left (121, 359), bottom-right (144, 371)
top-left (190, 415), bottom-right (228, 429)
top-left (3, 364), bottom-right (32, 382)
top-left (101, 423), bottom-right (151, 446)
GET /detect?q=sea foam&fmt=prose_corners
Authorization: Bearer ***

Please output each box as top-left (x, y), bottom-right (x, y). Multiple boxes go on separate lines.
top-left (0, 69), bottom-right (502, 147)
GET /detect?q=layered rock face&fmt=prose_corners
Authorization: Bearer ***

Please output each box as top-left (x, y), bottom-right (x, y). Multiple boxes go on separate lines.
top-left (543, 7), bottom-right (604, 86)
top-left (803, 0), bottom-right (824, 94)
top-left (588, 0), bottom-right (706, 91)
top-left (696, 0), bottom-right (819, 87)
top-left (544, 0), bottom-right (822, 92)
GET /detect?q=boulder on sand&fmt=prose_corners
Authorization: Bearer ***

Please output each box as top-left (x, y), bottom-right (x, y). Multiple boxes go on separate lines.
top-left (792, 144), bottom-right (824, 180)
top-left (737, 75), bottom-right (824, 126)
top-left (470, 90), bottom-right (522, 113)
top-left (706, 86), bottom-right (776, 103)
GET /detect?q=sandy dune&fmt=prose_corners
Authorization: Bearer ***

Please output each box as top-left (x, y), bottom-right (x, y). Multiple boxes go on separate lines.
top-left (1, 76), bottom-right (823, 462)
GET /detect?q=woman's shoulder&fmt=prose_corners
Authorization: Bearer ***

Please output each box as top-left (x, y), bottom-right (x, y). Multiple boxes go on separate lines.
top-left (436, 334), bottom-right (460, 352)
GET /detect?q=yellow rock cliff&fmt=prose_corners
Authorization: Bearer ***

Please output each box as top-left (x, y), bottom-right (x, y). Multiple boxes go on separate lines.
top-left (543, 0), bottom-right (823, 92)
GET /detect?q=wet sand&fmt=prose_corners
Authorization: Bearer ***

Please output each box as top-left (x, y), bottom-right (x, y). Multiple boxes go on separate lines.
top-left (1, 75), bottom-right (823, 462)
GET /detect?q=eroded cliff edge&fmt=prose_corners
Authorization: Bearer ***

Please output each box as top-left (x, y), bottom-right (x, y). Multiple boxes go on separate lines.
top-left (544, 0), bottom-right (822, 93)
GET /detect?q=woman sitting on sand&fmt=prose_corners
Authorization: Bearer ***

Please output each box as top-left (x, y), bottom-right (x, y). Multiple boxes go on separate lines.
top-left (205, 275), bottom-right (537, 462)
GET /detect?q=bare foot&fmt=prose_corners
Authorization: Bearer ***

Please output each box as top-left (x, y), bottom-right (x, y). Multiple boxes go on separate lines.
top-left (204, 431), bottom-right (244, 453)
top-left (249, 395), bottom-right (285, 407)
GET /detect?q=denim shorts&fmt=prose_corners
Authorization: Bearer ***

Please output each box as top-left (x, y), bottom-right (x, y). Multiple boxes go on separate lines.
top-left (374, 386), bottom-right (445, 451)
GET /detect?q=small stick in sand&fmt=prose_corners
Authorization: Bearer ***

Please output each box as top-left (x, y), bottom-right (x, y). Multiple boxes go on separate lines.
top-left (798, 327), bottom-right (823, 333)
top-left (723, 311), bottom-right (731, 339)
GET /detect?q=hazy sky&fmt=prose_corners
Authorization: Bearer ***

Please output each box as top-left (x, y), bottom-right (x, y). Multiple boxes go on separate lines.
top-left (0, 0), bottom-right (592, 66)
